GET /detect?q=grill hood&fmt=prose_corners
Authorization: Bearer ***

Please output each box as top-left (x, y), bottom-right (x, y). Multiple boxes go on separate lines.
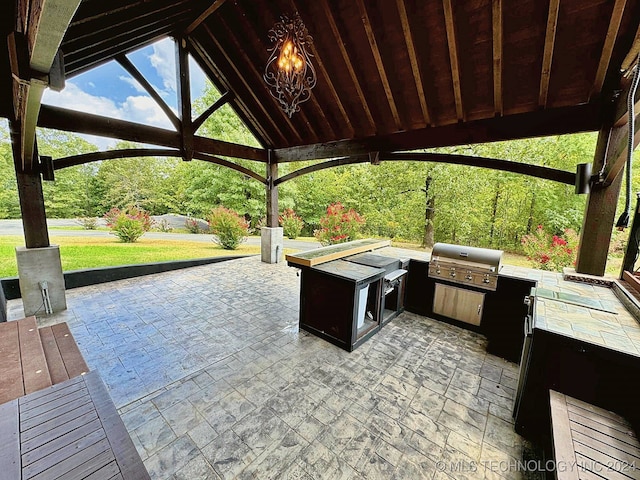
top-left (430, 243), bottom-right (503, 272)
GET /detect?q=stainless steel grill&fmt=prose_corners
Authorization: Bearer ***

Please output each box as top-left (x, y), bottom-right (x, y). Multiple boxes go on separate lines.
top-left (428, 243), bottom-right (503, 291)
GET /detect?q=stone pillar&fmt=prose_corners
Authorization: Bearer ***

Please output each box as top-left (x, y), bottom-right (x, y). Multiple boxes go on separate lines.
top-left (262, 152), bottom-right (283, 263)
top-left (16, 245), bottom-right (66, 316)
top-left (261, 227), bottom-right (284, 264)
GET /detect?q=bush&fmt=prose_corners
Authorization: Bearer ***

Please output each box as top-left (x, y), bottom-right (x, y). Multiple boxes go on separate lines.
top-left (155, 219), bottom-right (172, 232)
top-left (208, 206), bottom-right (249, 250)
top-left (279, 208), bottom-right (304, 239)
top-left (76, 217), bottom-right (98, 230)
top-left (314, 203), bottom-right (365, 246)
top-left (521, 225), bottom-right (579, 271)
top-left (103, 206), bottom-right (152, 243)
top-left (185, 217), bottom-right (202, 234)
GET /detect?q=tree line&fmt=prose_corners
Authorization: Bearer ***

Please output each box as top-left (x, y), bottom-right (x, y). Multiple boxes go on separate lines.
top-left (1, 83), bottom-right (638, 253)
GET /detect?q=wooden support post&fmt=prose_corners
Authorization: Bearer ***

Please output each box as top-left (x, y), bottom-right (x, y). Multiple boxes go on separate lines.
top-left (15, 168), bottom-right (50, 249)
top-left (266, 151), bottom-right (278, 227)
top-left (175, 38), bottom-right (193, 161)
top-left (575, 127), bottom-right (625, 276)
top-left (10, 122), bottom-right (50, 248)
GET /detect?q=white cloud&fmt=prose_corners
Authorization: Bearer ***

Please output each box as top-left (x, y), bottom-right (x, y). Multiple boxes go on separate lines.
top-left (149, 38), bottom-right (176, 94)
top-left (119, 75), bottom-right (146, 93)
top-left (42, 81), bottom-right (177, 150)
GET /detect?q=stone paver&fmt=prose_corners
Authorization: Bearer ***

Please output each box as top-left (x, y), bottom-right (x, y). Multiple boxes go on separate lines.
top-left (9, 256), bottom-right (545, 479)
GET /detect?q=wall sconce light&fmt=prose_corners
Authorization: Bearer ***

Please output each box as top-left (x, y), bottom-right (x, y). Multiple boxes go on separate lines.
top-left (264, 12), bottom-right (317, 118)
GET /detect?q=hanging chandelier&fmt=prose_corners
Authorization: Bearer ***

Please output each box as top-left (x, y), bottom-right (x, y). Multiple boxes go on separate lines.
top-left (264, 12), bottom-right (317, 118)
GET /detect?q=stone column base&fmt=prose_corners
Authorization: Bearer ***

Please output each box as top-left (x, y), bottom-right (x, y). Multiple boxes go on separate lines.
top-left (16, 245), bottom-right (66, 316)
top-left (261, 227), bottom-right (284, 264)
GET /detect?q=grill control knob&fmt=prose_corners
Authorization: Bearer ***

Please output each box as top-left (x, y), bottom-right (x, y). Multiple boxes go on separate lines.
top-left (450, 271), bottom-right (456, 278)
top-left (465, 275), bottom-right (473, 281)
top-left (436, 269), bottom-right (441, 275)
top-left (482, 275), bottom-right (491, 284)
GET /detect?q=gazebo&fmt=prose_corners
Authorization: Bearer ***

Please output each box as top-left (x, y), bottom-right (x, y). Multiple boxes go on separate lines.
top-left (1, 0), bottom-right (639, 315)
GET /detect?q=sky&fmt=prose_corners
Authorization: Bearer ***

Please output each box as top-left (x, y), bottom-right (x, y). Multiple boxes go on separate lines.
top-left (42, 38), bottom-right (209, 150)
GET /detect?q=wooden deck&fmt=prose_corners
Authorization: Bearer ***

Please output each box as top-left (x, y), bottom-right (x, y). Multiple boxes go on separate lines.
top-left (0, 370), bottom-right (150, 480)
top-left (0, 317), bottom-right (88, 405)
top-left (550, 390), bottom-right (640, 480)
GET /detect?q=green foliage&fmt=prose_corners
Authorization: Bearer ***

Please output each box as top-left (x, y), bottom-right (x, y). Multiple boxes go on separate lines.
top-left (207, 206), bottom-right (249, 250)
top-left (76, 217), bottom-right (98, 230)
top-left (314, 203), bottom-right (365, 246)
top-left (521, 225), bottom-right (579, 271)
top-left (185, 217), bottom-right (202, 234)
top-left (279, 208), bottom-right (304, 239)
top-left (103, 206), bottom-right (152, 243)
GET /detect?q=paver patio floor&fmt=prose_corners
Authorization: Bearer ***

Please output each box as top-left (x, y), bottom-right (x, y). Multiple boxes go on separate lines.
top-left (8, 256), bottom-right (543, 479)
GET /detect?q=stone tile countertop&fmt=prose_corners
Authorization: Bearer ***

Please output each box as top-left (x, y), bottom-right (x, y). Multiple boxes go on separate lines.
top-left (377, 246), bottom-right (640, 357)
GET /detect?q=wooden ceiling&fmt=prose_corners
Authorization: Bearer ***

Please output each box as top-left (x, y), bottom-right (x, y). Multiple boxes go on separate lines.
top-left (2, 0), bottom-right (640, 157)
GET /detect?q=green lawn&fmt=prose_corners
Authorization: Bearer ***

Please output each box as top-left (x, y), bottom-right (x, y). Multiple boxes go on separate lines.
top-left (0, 234), bottom-right (623, 279)
top-left (0, 236), bottom-right (265, 278)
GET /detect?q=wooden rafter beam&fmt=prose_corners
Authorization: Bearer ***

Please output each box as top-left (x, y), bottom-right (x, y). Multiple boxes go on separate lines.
top-left (116, 54), bottom-right (181, 131)
top-left (275, 151), bottom-right (575, 186)
top-left (201, 23), bottom-right (297, 144)
top-left (442, 0), bottom-right (464, 121)
top-left (539, 0), bottom-right (560, 107)
top-left (193, 91), bottom-right (234, 132)
top-left (591, 0), bottom-right (627, 97)
top-left (603, 111), bottom-right (640, 186)
top-left (273, 102), bottom-right (603, 162)
top-left (492, 0), bottom-right (503, 115)
top-left (175, 38), bottom-right (193, 160)
top-left (184, 0), bottom-right (227, 36)
top-left (396, 0), bottom-right (430, 126)
top-left (217, 7), bottom-right (318, 144)
top-left (10, 0), bottom-right (82, 173)
top-left (355, 0), bottom-right (402, 130)
top-left (621, 23), bottom-right (640, 76)
top-left (189, 39), bottom-right (274, 147)
top-left (285, 0), bottom-right (352, 137)
top-left (320, 0), bottom-right (376, 133)
top-left (37, 104), bottom-right (268, 162)
top-left (53, 148), bottom-right (267, 184)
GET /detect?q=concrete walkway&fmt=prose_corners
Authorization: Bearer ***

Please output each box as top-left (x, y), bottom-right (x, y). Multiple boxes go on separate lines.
top-left (7, 256), bottom-right (542, 479)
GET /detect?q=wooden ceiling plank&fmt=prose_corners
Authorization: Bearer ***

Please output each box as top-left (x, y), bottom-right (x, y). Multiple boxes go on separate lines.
top-left (311, 45), bottom-right (355, 138)
top-left (539, 0), bottom-right (560, 107)
top-left (442, 0), bottom-right (464, 121)
top-left (621, 21), bottom-right (640, 76)
top-left (273, 102), bottom-right (603, 162)
top-left (215, 15), bottom-right (313, 144)
top-left (355, 0), bottom-right (402, 131)
top-left (115, 53), bottom-right (181, 131)
top-left (201, 24), bottom-right (291, 144)
top-left (65, 3), bottom-right (187, 48)
top-left (64, 11), bottom-right (188, 61)
top-left (288, 0), bottom-right (352, 136)
top-left (492, 0), bottom-right (503, 116)
top-left (319, 0), bottom-right (376, 132)
top-left (184, 0), bottom-right (227, 36)
top-left (591, 0), bottom-right (627, 97)
top-left (69, 0), bottom-right (189, 27)
top-left (396, 0), bottom-right (431, 126)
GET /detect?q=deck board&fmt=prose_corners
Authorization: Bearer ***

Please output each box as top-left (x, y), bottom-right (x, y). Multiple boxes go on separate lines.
top-left (8, 371), bottom-right (150, 480)
top-left (0, 400), bottom-right (21, 480)
top-left (0, 320), bottom-right (26, 403)
top-left (39, 327), bottom-right (70, 385)
top-left (18, 317), bottom-right (52, 395)
top-left (50, 324), bottom-right (89, 379)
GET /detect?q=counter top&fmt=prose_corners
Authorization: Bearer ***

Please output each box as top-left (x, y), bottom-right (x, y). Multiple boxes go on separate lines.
top-left (311, 259), bottom-right (385, 283)
top-left (377, 247), bottom-right (640, 356)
